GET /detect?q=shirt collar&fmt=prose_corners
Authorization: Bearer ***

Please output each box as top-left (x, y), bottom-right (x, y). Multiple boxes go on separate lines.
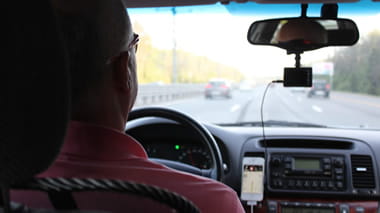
top-left (60, 121), bottom-right (148, 160)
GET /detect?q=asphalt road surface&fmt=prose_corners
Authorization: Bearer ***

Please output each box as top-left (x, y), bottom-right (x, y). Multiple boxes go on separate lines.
top-left (152, 85), bottom-right (380, 129)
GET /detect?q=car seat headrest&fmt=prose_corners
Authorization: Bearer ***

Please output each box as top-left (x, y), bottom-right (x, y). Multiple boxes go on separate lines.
top-left (1, 0), bottom-right (70, 185)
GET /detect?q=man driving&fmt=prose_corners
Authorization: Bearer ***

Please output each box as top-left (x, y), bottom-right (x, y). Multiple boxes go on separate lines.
top-left (13, 0), bottom-right (245, 212)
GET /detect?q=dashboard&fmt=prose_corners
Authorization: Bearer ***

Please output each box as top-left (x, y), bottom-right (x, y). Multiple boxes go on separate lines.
top-left (143, 142), bottom-right (212, 169)
top-left (126, 118), bottom-right (380, 213)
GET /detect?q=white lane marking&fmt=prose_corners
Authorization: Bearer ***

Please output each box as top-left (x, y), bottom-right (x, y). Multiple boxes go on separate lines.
top-left (312, 105), bottom-right (323, 113)
top-left (230, 104), bottom-right (241, 112)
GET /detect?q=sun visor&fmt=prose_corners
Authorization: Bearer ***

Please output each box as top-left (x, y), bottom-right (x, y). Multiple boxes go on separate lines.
top-left (124, 0), bottom-right (219, 8)
top-left (252, 0), bottom-right (358, 3)
top-left (124, 0), bottom-right (358, 8)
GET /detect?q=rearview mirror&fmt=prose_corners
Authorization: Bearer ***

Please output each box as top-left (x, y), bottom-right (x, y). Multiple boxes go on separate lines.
top-left (247, 17), bottom-right (359, 53)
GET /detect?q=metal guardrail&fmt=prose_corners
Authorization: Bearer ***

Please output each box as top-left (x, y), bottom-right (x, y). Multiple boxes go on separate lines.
top-left (135, 84), bottom-right (204, 106)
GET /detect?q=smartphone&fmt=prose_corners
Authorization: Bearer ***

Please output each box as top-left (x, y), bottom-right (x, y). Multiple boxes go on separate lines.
top-left (240, 157), bottom-right (265, 201)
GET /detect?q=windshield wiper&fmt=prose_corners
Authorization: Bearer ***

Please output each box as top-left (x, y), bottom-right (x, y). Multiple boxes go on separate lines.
top-left (219, 120), bottom-right (327, 128)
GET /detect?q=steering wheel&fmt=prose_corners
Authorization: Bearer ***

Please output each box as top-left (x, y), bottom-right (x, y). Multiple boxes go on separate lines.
top-left (127, 107), bottom-right (224, 181)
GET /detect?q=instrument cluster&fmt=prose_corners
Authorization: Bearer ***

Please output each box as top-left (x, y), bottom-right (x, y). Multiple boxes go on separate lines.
top-left (143, 142), bottom-right (212, 169)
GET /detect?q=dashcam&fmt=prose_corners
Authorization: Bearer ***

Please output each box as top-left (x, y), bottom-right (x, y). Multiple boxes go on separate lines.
top-left (283, 67), bottom-right (312, 87)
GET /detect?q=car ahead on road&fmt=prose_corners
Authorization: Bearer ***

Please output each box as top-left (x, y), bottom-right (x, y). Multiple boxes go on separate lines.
top-left (204, 79), bottom-right (232, 99)
top-left (6, 0), bottom-right (380, 213)
top-left (308, 79), bottom-right (331, 98)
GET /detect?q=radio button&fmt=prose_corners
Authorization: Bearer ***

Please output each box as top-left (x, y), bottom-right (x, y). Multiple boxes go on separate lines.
top-left (323, 158), bottom-right (331, 164)
top-left (315, 203), bottom-right (323, 208)
top-left (271, 157), bottom-right (281, 167)
top-left (304, 181), bottom-right (311, 188)
top-left (340, 204), bottom-right (349, 213)
top-left (324, 164), bottom-right (332, 170)
top-left (280, 202), bottom-right (289, 206)
top-left (320, 203), bottom-right (329, 208)
top-left (293, 202), bottom-right (301, 207)
top-left (272, 179), bottom-right (283, 188)
top-left (328, 181), bottom-right (335, 189)
top-left (312, 181), bottom-right (319, 188)
top-left (304, 203), bottom-right (312, 207)
top-left (334, 158), bottom-right (344, 168)
top-left (267, 201), bottom-right (277, 213)
top-left (288, 180), bottom-right (295, 188)
top-left (328, 203), bottom-right (335, 208)
top-left (296, 180), bottom-right (303, 188)
top-left (320, 181), bottom-right (327, 188)
top-left (336, 181), bottom-right (344, 189)
top-left (355, 207), bottom-right (365, 213)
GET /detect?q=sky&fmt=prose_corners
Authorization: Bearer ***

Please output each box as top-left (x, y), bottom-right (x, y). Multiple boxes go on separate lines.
top-left (129, 4), bottom-right (380, 79)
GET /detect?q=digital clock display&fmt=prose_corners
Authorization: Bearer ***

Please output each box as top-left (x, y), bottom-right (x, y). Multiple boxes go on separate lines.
top-left (294, 158), bottom-right (321, 170)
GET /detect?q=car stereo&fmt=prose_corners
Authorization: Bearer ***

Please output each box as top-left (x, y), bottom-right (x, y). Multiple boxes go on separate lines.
top-left (269, 154), bottom-right (346, 191)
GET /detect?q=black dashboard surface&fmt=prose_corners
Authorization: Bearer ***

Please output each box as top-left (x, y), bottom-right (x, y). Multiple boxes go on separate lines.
top-left (126, 118), bottom-right (380, 200)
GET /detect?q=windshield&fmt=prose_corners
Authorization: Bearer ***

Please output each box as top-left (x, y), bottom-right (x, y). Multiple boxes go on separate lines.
top-left (129, 2), bottom-right (380, 130)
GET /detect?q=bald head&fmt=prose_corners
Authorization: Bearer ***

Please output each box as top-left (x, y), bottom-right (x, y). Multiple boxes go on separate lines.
top-left (277, 19), bottom-right (327, 44)
top-left (53, 0), bottom-right (132, 59)
top-left (53, 0), bottom-right (133, 104)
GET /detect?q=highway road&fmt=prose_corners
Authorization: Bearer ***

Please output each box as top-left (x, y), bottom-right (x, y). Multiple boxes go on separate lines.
top-left (145, 85), bottom-right (380, 129)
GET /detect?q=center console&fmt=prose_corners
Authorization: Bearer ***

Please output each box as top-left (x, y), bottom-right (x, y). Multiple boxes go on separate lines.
top-left (269, 154), bottom-right (346, 192)
top-left (241, 137), bottom-right (380, 213)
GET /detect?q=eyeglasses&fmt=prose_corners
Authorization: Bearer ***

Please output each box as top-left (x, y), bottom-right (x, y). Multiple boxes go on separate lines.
top-left (106, 33), bottom-right (140, 65)
top-left (129, 33), bottom-right (140, 53)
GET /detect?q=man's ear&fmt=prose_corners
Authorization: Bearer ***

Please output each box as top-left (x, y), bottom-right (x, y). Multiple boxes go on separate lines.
top-left (112, 52), bottom-right (130, 92)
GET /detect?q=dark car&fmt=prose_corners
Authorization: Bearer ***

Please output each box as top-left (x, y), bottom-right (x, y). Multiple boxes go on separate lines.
top-left (308, 79), bottom-right (331, 98)
top-left (205, 79), bottom-right (232, 99)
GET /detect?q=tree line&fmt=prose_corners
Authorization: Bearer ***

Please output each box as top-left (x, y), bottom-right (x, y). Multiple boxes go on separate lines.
top-left (134, 23), bottom-right (244, 84)
top-left (331, 31), bottom-right (380, 96)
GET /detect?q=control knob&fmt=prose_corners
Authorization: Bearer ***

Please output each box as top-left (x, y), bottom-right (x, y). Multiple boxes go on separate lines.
top-left (334, 159), bottom-right (344, 168)
top-left (271, 157), bottom-right (281, 167)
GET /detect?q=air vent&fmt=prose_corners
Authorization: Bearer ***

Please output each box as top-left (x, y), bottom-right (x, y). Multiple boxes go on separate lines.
top-left (351, 155), bottom-right (375, 189)
top-left (260, 139), bottom-right (353, 149)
